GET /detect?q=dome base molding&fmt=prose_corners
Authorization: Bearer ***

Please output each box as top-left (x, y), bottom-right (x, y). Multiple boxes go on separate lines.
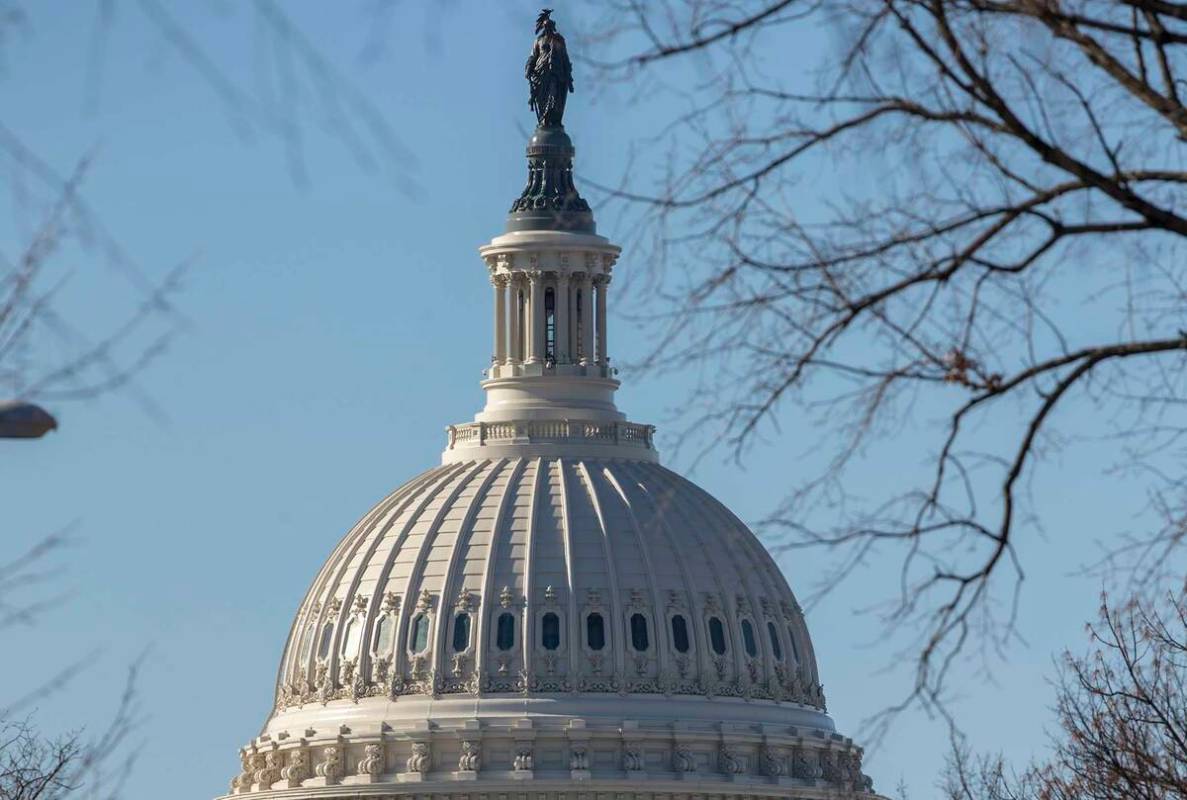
top-left (225, 715), bottom-right (877, 800)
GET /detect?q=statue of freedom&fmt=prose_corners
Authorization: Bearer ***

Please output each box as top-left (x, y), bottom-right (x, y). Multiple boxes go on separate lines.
top-left (525, 9), bottom-right (574, 128)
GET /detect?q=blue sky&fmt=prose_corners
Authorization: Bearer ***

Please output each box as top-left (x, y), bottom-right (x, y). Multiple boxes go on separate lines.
top-left (0, 3), bottom-right (1145, 798)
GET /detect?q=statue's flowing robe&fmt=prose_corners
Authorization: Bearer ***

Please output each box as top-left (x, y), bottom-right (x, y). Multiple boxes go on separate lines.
top-left (526, 31), bottom-right (573, 127)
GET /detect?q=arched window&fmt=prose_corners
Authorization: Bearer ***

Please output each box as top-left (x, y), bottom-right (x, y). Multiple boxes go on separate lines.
top-left (341, 617), bottom-right (362, 657)
top-left (408, 613), bottom-right (429, 653)
top-left (787, 625), bottom-right (801, 664)
top-left (544, 287), bottom-right (556, 362)
top-left (630, 613), bottom-right (650, 651)
top-left (708, 616), bottom-right (727, 655)
top-left (541, 612), bottom-right (561, 650)
top-left (317, 622), bottom-right (335, 660)
top-left (586, 612), bottom-right (606, 650)
top-left (452, 612), bottom-right (471, 652)
top-left (373, 616), bottom-right (393, 654)
top-left (767, 621), bottom-right (783, 661)
top-left (496, 612), bottom-right (515, 651)
top-left (741, 619), bottom-right (758, 658)
top-left (671, 615), bottom-right (690, 653)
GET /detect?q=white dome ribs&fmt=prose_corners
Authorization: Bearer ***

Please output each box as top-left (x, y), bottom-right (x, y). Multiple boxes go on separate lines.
top-left (273, 458), bottom-right (824, 711)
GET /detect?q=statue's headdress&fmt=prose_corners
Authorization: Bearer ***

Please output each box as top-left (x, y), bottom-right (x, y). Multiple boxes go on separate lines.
top-left (535, 9), bottom-right (555, 35)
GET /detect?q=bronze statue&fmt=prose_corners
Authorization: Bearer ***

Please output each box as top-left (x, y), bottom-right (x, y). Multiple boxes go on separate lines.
top-left (525, 9), bottom-right (573, 128)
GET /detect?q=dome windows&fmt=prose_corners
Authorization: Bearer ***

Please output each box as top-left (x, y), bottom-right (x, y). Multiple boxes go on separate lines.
top-left (298, 623), bottom-right (316, 665)
top-left (670, 614), bottom-right (691, 653)
top-left (452, 612), bottom-right (471, 652)
top-left (708, 616), bottom-right (728, 655)
top-left (788, 624), bottom-right (801, 664)
top-left (630, 613), bottom-right (649, 651)
top-left (373, 616), bottom-right (393, 655)
top-left (740, 618), bottom-right (758, 658)
top-left (496, 612), bottom-right (516, 651)
top-left (408, 613), bottom-right (430, 654)
top-left (341, 617), bottom-right (362, 658)
top-left (317, 622), bottom-right (335, 660)
top-left (541, 612), bottom-right (561, 650)
top-left (767, 621), bottom-right (783, 661)
top-left (585, 612), bottom-right (606, 651)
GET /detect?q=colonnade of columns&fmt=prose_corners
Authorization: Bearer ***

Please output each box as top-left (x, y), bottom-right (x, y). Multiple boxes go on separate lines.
top-left (490, 271), bottom-right (610, 373)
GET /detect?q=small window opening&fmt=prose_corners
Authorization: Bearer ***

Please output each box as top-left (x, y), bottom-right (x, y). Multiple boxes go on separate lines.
top-left (630, 613), bottom-right (650, 651)
top-left (767, 621), bottom-right (783, 661)
top-left (708, 616), bottom-right (727, 655)
top-left (408, 613), bottom-right (429, 653)
top-left (671, 615), bottom-right (690, 653)
top-left (542, 612), bottom-right (561, 650)
top-left (341, 617), bottom-right (362, 657)
top-left (496, 612), bottom-right (515, 651)
top-left (586, 612), bottom-right (606, 650)
top-left (452, 612), bottom-right (471, 652)
top-left (544, 287), bottom-right (556, 362)
top-left (373, 616), bottom-right (393, 654)
top-left (318, 622), bottom-right (335, 660)
top-left (788, 625), bottom-right (801, 664)
top-left (575, 290), bottom-right (584, 358)
top-left (741, 619), bottom-right (758, 658)
top-left (298, 623), bottom-right (316, 664)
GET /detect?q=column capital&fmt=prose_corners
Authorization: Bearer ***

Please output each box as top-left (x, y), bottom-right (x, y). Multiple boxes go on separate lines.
top-left (593, 273), bottom-right (611, 286)
top-left (526, 269), bottom-right (545, 281)
top-left (492, 273), bottom-right (510, 288)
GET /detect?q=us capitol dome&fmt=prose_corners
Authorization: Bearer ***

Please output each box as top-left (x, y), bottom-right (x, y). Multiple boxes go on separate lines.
top-left (219, 12), bottom-right (880, 800)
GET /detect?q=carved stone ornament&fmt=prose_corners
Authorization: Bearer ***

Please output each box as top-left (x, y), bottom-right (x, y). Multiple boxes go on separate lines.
top-left (407, 742), bottom-right (431, 774)
top-left (230, 750), bottom-right (253, 793)
top-left (456, 587), bottom-right (475, 612)
top-left (500, 585), bottom-right (514, 608)
top-left (280, 748), bottom-right (309, 785)
top-left (569, 745), bottom-right (588, 770)
top-left (762, 746), bottom-right (786, 777)
top-left (792, 746), bottom-right (822, 780)
top-left (673, 745), bottom-right (697, 772)
top-left (458, 740), bottom-right (481, 771)
top-left (357, 743), bottom-right (383, 777)
top-left (382, 592), bottom-right (401, 612)
top-left (513, 746), bottom-right (533, 771)
top-left (720, 745), bottom-right (745, 775)
top-left (417, 589), bottom-right (433, 611)
top-left (315, 746), bottom-right (342, 782)
top-left (623, 742), bottom-right (644, 771)
top-left (254, 750), bottom-right (282, 787)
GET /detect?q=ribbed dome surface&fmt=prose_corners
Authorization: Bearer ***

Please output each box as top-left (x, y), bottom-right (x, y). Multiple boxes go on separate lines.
top-left (273, 457), bottom-right (823, 714)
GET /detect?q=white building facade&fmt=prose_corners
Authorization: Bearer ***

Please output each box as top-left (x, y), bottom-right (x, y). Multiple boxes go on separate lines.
top-left (217, 23), bottom-right (880, 800)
